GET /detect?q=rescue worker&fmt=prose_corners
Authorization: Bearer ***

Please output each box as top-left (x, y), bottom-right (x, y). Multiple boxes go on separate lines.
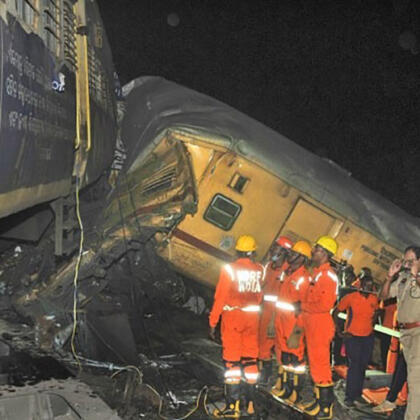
top-left (258, 236), bottom-right (293, 385)
top-left (297, 235), bottom-right (338, 419)
top-left (378, 296), bottom-right (397, 370)
top-left (209, 235), bottom-right (264, 418)
top-left (332, 273), bottom-right (379, 407)
top-left (271, 240), bottom-right (312, 406)
top-left (379, 245), bottom-right (420, 420)
top-left (333, 265), bottom-right (357, 365)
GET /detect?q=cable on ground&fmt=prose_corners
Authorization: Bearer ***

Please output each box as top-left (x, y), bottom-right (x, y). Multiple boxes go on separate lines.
top-left (70, 176), bottom-right (85, 371)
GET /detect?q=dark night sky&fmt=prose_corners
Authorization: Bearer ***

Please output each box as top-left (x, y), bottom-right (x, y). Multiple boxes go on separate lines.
top-left (98, 0), bottom-right (420, 217)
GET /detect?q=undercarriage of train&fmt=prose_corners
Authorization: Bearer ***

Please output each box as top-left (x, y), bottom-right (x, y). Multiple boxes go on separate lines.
top-left (0, 178), bottom-right (211, 419)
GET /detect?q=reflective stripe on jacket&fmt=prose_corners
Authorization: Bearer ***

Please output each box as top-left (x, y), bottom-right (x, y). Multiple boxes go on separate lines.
top-left (302, 262), bottom-right (338, 314)
top-left (209, 258), bottom-right (264, 328)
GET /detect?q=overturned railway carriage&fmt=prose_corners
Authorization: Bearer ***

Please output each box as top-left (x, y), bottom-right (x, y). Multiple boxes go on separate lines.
top-left (0, 0), bottom-right (117, 241)
top-left (0, 74), bottom-right (417, 419)
top-left (106, 76), bottom-right (420, 287)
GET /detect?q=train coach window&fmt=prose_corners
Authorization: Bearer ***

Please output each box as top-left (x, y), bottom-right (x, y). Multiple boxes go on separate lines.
top-left (229, 173), bottom-right (249, 194)
top-left (43, 0), bottom-right (60, 56)
top-left (204, 194), bottom-right (241, 231)
top-left (15, 0), bottom-right (39, 29)
top-left (63, 1), bottom-right (77, 70)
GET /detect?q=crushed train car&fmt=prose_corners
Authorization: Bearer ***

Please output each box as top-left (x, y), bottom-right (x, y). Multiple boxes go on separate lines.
top-left (103, 76), bottom-right (420, 288)
top-left (0, 7), bottom-right (419, 415)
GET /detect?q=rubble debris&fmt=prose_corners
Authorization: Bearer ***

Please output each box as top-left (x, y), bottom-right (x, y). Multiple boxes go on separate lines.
top-left (0, 378), bottom-right (121, 420)
top-left (182, 295), bottom-right (207, 315)
top-left (87, 313), bottom-right (139, 365)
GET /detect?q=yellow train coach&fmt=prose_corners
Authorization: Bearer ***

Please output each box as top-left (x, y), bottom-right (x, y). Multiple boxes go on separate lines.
top-left (103, 76), bottom-right (420, 288)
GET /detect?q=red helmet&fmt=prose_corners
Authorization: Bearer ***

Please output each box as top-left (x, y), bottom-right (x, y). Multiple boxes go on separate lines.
top-left (275, 236), bottom-right (294, 249)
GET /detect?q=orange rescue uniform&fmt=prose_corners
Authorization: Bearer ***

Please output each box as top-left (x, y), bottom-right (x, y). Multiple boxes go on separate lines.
top-left (337, 292), bottom-right (379, 336)
top-left (258, 262), bottom-right (285, 361)
top-left (302, 262), bottom-right (338, 384)
top-left (275, 265), bottom-right (310, 363)
top-left (381, 300), bottom-right (397, 329)
top-left (209, 258), bottom-right (264, 384)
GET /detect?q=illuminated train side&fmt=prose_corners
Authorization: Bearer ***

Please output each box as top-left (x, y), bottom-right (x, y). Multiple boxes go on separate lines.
top-left (0, 0), bottom-right (117, 228)
top-left (105, 76), bottom-right (420, 287)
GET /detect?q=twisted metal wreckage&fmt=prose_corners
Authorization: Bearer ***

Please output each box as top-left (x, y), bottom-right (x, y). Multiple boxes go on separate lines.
top-left (0, 78), bottom-right (415, 420)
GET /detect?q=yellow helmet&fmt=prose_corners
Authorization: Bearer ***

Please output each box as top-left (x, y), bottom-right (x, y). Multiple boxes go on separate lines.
top-left (292, 241), bottom-right (312, 258)
top-left (315, 235), bottom-right (338, 256)
top-left (235, 235), bottom-right (257, 252)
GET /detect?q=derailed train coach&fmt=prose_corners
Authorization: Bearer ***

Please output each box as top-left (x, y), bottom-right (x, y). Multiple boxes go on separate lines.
top-left (104, 76), bottom-right (420, 287)
top-left (0, 0), bottom-right (117, 250)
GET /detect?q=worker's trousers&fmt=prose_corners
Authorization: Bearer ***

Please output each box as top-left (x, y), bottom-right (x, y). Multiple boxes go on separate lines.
top-left (302, 311), bottom-right (334, 384)
top-left (275, 311), bottom-right (305, 362)
top-left (221, 310), bottom-right (260, 361)
top-left (258, 305), bottom-right (276, 360)
top-left (401, 327), bottom-right (420, 420)
top-left (344, 334), bottom-right (374, 401)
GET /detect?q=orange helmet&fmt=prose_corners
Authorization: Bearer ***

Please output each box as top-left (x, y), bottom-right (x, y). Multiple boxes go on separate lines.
top-left (276, 236), bottom-right (293, 249)
top-left (292, 241), bottom-right (312, 259)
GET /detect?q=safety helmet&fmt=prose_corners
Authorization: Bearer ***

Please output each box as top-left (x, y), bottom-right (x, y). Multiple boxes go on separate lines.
top-left (292, 241), bottom-right (312, 259)
top-left (275, 236), bottom-right (293, 249)
top-left (315, 235), bottom-right (338, 256)
top-left (235, 235), bottom-right (257, 252)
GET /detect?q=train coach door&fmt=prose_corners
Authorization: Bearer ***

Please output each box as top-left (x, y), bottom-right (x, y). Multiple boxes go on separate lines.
top-left (278, 199), bottom-right (343, 245)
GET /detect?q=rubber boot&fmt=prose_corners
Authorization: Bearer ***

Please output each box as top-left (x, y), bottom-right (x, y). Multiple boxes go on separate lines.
top-left (316, 384), bottom-right (334, 420)
top-left (296, 385), bottom-right (318, 413)
top-left (270, 366), bottom-right (284, 398)
top-left (242, 382), bottom-right (257, 416)
top-left (285, 371), bottom-right (305, 405)
top-left (280, 369), bottom-right (294, 400)
top-left (303, 384), bottom-right (334, 419)
top-left (271, 368), bottom-right (293, 399)
top-left (213, 383), bottom-right (241, 418)
top-left (258, 360), bottom-right (273, 386)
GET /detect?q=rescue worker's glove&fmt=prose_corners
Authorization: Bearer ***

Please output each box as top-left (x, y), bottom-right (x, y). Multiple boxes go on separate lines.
top-left (209, 326), bottom-right (217, 341)
top-left (267, 319), bottom-right (276, 338)
top-left (293, 301), bottom-right (302, 316)
top-left (286, 325), bottom-right (303, 349)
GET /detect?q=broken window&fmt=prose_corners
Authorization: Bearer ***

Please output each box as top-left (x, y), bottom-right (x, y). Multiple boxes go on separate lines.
top-left (141, 166), bottom-right (177, 196)
top-left (204, 194), bottom-right (241, 230)
top-left (229, 172), bottom-right (249, 194)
